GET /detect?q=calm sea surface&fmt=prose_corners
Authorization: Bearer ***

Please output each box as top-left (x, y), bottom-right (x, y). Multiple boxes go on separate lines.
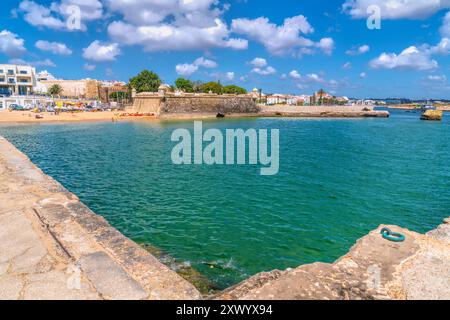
top-left (1, 109), bottom-right (449, 288)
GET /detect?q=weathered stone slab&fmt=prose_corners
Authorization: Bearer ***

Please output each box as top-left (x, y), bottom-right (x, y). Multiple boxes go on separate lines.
top-left (24, 270), bottom-right (99, 300)
top-left (79, 252), bottom-right (148, 300)
top-left (427, 218), bottom-right (450, 244)
top-left (0, 275), bottom-right (23, 300)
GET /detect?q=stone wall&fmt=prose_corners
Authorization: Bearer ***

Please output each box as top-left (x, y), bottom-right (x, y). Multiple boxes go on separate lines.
top-left (162, 94), bottom-right (259, 114)
top-left (131, 94), bottom-right (163, 114)
top-left (41, 79), bottom-right (100, 99)
top-left (131, 93), bottom-right (259, 115)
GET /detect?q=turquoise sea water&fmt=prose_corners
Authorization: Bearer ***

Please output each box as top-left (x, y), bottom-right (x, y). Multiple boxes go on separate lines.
top-left (1, 109), bottom-right (449, 289)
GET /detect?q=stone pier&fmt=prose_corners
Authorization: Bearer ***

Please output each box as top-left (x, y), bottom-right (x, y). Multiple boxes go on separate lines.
top-left (0, 136), bottom-right (200, 300)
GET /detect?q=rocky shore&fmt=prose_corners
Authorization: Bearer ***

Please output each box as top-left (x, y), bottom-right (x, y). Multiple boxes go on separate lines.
top-left (0, 136), bottom-right (448, 300)
top-left (218, 221), bottom-right (450, 300)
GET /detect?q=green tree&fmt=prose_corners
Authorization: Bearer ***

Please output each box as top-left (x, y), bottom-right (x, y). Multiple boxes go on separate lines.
top-left (222, 85), bottom-right (247, 95)
top-left (317, 89), bottom-right (326, 106)
top-left (129, 70), bottom-right (162, 93)
top-left (109, 91), bottom-right (130, 102)
top-left (175, 78), bottom-right (194, 93)
top-left (200, 81), bottom-right (223, 94)
top-left (48, 84), bottom-right (63, 96)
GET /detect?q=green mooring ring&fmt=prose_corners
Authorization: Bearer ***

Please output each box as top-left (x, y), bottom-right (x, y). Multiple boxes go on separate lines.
top-left (381, 228), bottom-right (406, 242)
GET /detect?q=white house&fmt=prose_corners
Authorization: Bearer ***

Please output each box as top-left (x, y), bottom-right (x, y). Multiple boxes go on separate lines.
top-left (267, 94), bottom-right (298, 105)
top-left (0, 64), bottom-right (37, 96)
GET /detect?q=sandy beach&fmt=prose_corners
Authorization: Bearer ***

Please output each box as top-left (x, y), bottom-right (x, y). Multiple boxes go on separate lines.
top-left (0, 110), bottom-right (156, 124)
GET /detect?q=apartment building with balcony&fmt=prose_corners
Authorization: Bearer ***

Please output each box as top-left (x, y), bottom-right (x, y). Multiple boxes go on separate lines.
top-left (0, 64), bottom-right (37, 96)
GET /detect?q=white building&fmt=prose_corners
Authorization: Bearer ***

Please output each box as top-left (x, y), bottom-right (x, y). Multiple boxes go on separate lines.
top-left (355, 99), bottom-right (376, 106)
top-left (267, 94), bottom-right (298, 105)
top-left (36, 70), bottom-right (56, 82)
top-left (0, 64), bottom-right (37, 96)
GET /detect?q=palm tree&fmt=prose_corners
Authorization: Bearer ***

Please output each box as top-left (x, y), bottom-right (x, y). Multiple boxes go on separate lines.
top-left (317, 89), bottom-right (325, 106)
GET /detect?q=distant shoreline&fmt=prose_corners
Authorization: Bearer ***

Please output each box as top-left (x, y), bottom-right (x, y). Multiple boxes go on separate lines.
top-left (0, 107), bottom-right (390, 125)
top-left (388, 105), bottom-right (450, 111)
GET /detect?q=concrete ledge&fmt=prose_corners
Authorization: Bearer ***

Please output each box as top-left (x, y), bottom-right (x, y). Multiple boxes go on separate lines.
top-left (0, 137), bottom-right (201, 300)
top-left (218, 223), bottom-right (450, 300)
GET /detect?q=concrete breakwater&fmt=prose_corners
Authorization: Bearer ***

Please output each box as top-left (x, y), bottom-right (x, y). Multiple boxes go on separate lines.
top-left (131, 92), bottom-right (389, 118)
top-left (0, 136), bottom-right (448, 300)
top-left (260, 105), bottom-right (390, 118)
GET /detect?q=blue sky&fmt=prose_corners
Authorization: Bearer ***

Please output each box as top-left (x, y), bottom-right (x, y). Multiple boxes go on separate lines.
top-left (1, 0), bottom-right (449, 99)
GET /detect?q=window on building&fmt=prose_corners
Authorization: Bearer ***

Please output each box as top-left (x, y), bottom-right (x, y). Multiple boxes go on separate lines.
top-left (19, 70), bottom-right (28, 74)
top-left (7, 70), bottom-right (14, 75)
top-left (0, 70), bottom-right (4, 74)
top-left (8, 78), bottom-right (15, 84)
top-left (0, 77), bottom-right (5, 82)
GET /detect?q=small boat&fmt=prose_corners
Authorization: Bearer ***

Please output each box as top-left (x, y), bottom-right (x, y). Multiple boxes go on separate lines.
top-left (420, 104), bottom-right (436, 112)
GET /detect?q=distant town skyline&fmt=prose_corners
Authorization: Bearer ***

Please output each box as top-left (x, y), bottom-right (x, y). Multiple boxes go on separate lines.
top-left (0, 0), bottom-right (449, 99)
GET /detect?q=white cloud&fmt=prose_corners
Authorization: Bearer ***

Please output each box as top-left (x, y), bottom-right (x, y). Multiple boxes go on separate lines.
top-left (18, 0), bottom-right (65, 29)
top-left (360, 72), bottom-right (367, 78)
top-left (250, 57), bottom-right (267, 68)
top-left (346, 44), bottom-right (370, 56)
top-left (343, 0), bottom-right (450, 19)
top-left (18, 0), bottom-right (103, 30)
top-left (342, 62), bottom-right (352, 69)
top-left (82, 40), bottom-right (121, 62)
top-left (194, 57), bottom-right (218, 68)
top-left (108, 19), bottom-right (247, 52)
top-left (427, 75), bottom-right (446, 81)
top-left (9, 58), bottom-right (56, 68)
top-left (370, 46), bottom-right (438, 71)
top-left (175, 63), bottom-right (199, 77)
top-left (252, 66), bottom-right (276, 76)
top-left (33, 58), bottom-right (57, 67)
top-left (289, 72), bottom-right (351, 92)
top-left (289, 70), bottom-right (302, 79)
top-left (306, 73), bottom-right (324, 82)
top-left (35, 40), bottom-right (72, 55)
top-left (441, 11), bottom-right (450, 37)
top-left (83, 63), bottom-right (96, 71)
top-left (175, 56), bottom-right (218, 77)
top-left (316, 38), bottom-right (335, 56)
top-left (248, 57), bottom-right (276, 76)
top-left (225, 72), bottom-right (235, 81)
top-left (106, 1), bottom-right (247, 52)
top-left (428, 37), bottom-right (450, 55)
top-left (370, 36), bottom-right (449, 72)
top-left (105, 0), bottom-right (223, 27)
top-left (231, 15), bottom-right (333, 56)
top-left (0, 30), bottom-right (26, 57)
